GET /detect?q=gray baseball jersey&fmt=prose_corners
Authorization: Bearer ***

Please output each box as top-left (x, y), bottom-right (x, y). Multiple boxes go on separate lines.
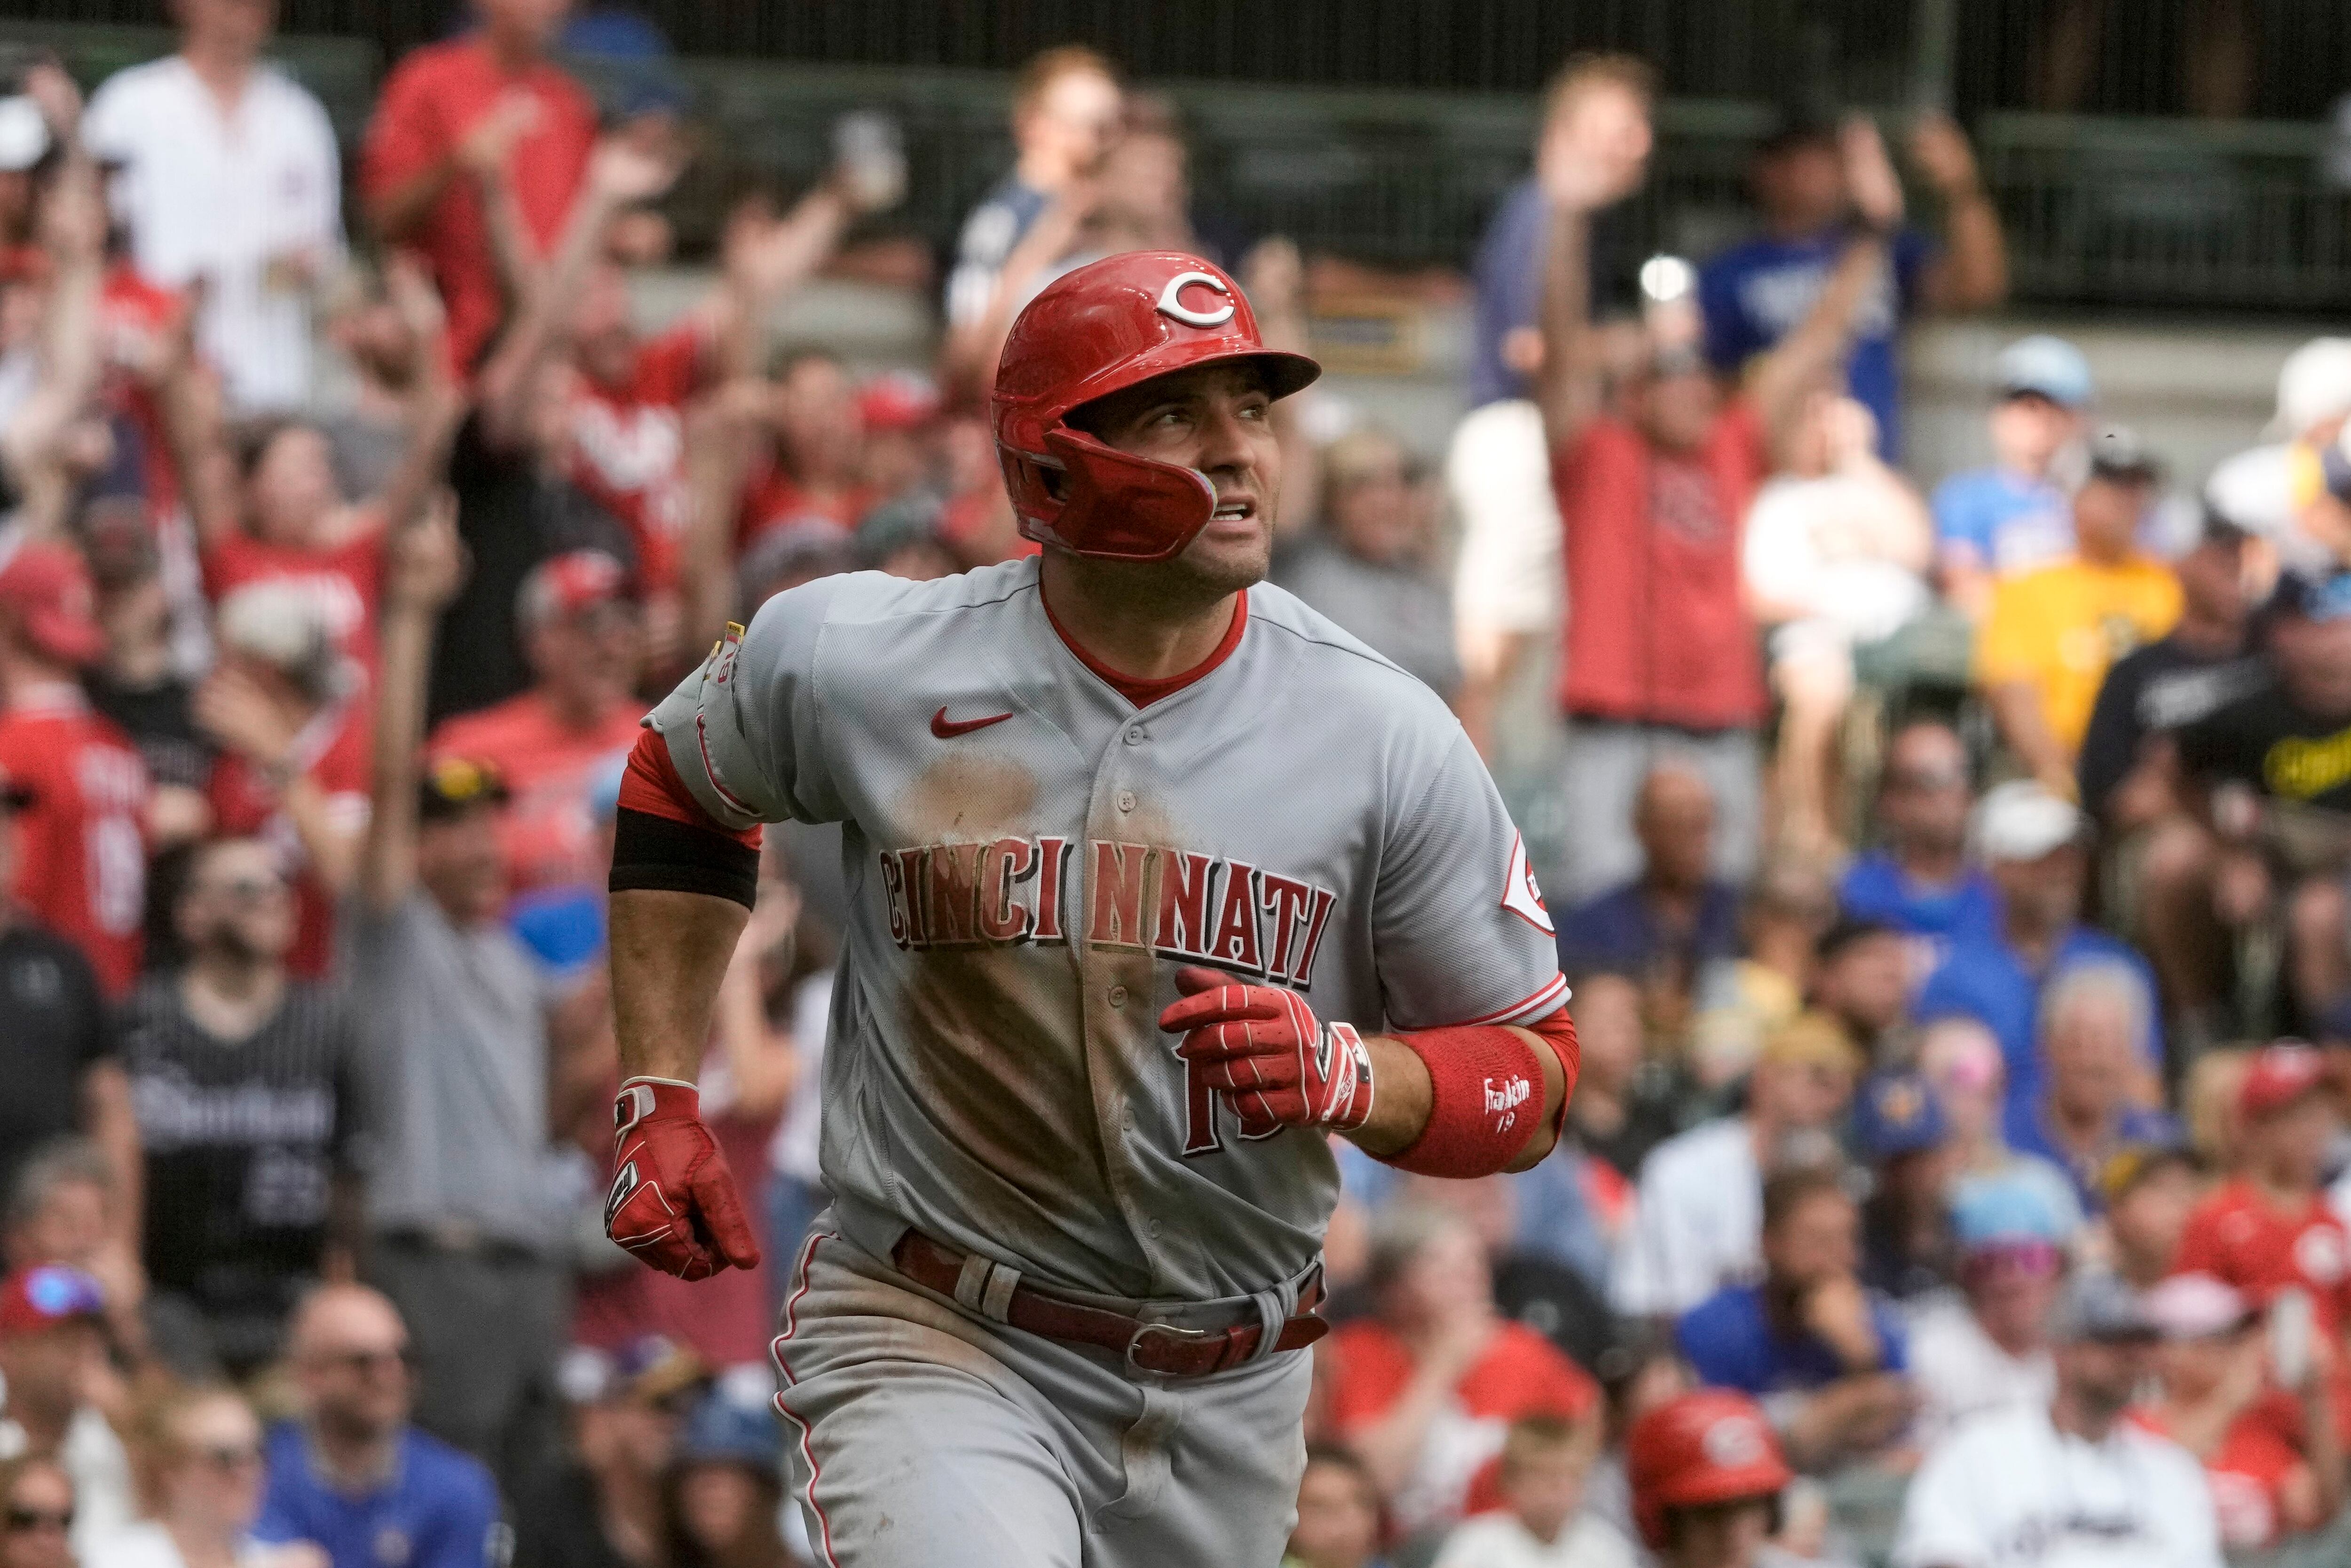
top-left (647, 554), bottom-right (1564, 1301)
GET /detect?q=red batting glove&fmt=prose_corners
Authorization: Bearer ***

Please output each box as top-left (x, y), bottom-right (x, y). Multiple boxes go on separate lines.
top-left (1158, 966), bottom-right (1374, 1137)
top-left (606, 1079), bottom-right (763, 1281)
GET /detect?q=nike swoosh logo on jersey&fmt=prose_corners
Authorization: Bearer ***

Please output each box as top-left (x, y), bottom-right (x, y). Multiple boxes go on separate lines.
top-left (931, 706), bottom-right (1014, 739)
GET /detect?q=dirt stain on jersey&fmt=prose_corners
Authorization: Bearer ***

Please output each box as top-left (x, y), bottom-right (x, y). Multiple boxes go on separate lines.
top-left (896, 751), bottom-right (1038, 843)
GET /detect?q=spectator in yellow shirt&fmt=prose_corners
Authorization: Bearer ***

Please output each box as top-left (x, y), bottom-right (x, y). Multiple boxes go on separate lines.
top-left (1979, 428), bottom-right (2181, 796)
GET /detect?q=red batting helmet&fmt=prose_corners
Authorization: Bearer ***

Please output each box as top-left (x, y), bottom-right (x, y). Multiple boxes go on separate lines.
top-left (990, 250), bottom-right (1319, 562)
top-left (1625, 1390), bottom-right (1793, 1549)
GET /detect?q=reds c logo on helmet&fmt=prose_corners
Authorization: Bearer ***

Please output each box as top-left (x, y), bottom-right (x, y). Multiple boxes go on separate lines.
top-left (990, 251), bottom-right (1320, 563)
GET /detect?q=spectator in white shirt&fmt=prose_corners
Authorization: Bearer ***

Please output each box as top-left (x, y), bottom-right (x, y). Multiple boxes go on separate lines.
top-left (1904, 1174), bottom-right (2066, 1450)
top-left (84, 0), bottom-right (343, 414)
top-left (1433, 1414), bottom-right (1639, 1568)
top-left (1611, 1014), bottom-right (1860, 1319)
top-left (1894, 1270), bottom-right (2223, 1568)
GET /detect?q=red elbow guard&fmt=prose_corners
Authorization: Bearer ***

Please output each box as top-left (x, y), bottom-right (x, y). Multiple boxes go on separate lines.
top-left (1382, 1024), bottom-right (1549, 1178)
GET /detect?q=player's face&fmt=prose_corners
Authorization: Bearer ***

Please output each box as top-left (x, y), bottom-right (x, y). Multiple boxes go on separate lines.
top-left (1088, 362), bottom-right (1285, 593)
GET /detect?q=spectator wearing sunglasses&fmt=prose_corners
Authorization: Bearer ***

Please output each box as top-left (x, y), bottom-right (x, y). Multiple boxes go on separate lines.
top-left (0, 1265), bottom-right (134, 1560)
top-left (118, 839), bottom-right (366, 1379)
top-left (89, 1382), bottom-right (307, 1568)
top-left (1837, 718), bottom-right (1998, 981)
top-left (0, 1455), bottom-right (75, 1568)
top-left (253, 1285), bottom-right (498, 1568)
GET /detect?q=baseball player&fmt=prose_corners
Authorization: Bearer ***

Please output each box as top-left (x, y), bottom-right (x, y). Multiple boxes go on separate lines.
top-left (601, 250), bottom-right (1580, 1566)
top-left (1625, 1390), bottom-right (1796, 1568)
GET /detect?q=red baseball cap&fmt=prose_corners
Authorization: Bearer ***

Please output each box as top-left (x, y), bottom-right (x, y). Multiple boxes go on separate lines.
top-left (0, 539), bottom-right (106, 667)
top-left (2240, 1041), bottom-right (2328, 1120)
top-left (857, 370), bottom-right (941, 435)
top-left (518, 549), bottom-right (631, 628)
top-left (0, 1265), bottom-right (106, 1337)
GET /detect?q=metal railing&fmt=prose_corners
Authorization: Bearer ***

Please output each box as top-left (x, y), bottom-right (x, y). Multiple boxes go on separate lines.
top-left (9, 18), bottom-right (2351, 315)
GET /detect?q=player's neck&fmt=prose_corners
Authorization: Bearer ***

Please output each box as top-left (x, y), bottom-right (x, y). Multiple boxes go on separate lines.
top-left (1039, 552), bottom-right (1240, 685)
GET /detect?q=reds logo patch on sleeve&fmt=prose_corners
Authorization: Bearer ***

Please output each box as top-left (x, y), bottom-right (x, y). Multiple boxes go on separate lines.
top-left (1501, 832), bottom-right (1553, 935)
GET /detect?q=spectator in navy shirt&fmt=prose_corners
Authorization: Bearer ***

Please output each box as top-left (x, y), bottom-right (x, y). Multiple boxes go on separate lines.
top-left (1915, 781), bottom-right (2160, 1139)
top-left (1466, 53), bottom-right (1654, 410)
top-left (1838, 720), bottom-right (1998, 988)
top-left (1556, 765), bottom-right (1742, 1026)
top-left (1674, 1165), bottom-right (1913, 1473)
top-left (254, 1284), bottom-right (500, 1568)
top-left (1698, 113), bottom-right (2005, 458)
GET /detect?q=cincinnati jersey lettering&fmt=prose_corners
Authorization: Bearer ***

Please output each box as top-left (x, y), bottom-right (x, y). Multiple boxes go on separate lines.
top-left (878, 836), bottom-right (1339, 986)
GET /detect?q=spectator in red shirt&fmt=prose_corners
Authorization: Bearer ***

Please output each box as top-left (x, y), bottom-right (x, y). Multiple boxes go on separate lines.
top-left (1327, 1203), bottom-right (1599, 1541)
top-left (736, 349), bottom-right (875, 547)
top-left (195, 581), bottom-right (370, 977)
top-left (2174, 1044), bottom-right (2351, 1340)
top-left (2132, 1271), bottom-right (2343, 1553)
top-left (0, 539), bottom-right (150, 994)
top-left (1534, 107), bottom-right (1908, 899)
top-left (359, 0), bottom-right (597, 374)
top-left (193, 259), bottom-right (458, 675)
top-left (563, 156), bottom-right (900, 658)
top-left (427, 549), bottom-right (644, 894)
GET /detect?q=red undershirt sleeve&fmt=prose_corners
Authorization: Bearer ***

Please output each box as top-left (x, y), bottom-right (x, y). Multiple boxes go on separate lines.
top-left (610, 728), bottom-right (765, 908)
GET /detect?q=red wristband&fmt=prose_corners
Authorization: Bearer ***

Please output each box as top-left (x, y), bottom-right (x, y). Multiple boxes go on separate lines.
top-left (1382, 1024), bottom-right (1547, 1178)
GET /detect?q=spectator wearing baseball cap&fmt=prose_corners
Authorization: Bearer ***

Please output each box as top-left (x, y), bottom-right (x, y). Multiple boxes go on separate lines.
top-left (1931, 334), bottom-right (2093, 618)
top-left (351, 506), bottom-right (568, 1489)
top-left (1854, 1072), bottom-right (1962, 1301)
top-left (1905, 1174), bottom-right (2067, 1449)
top-left (0, 1266), bottom-right (135, 1559)
top-left (1896, 1269), bottom-right (2221, 1568)
top-left (2099, 1142), bottom-right (2201, 1290)
top-left (1980, 425), bottom-right (2183, 799)
top-left (2175, 1045), bottom-right (2351, 1355)
top-left (2203, 337), bottom-right (2351, 576)
top-left (427, 548), bottom-right (644, 896)
top-left (660, 1374), bottom-right (800, 1568)
top-left (1917, 781), bottom-right (2163, 1142)
top-left (2075, 506), bottom-right (2267, 1052)
top-left (2174, 567), bottom-right (2351, 1032)
top-left (2130, 1272), bottom-right (2344, 1552)
top-left (0, 536), bottom-right (152, 994)
top-left (513, 1337), bottom-right (709, 1568)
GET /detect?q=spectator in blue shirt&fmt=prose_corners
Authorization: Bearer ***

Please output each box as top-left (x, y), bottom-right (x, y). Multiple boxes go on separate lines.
top-left (1698, 113), bottom-right (2006, 458)
top-left (1916, 781), bottom-right (2161, 1141)
top-left (253, 1284), bottom-right (500, 1568)
top-left (2007, 963), bottom-right (2179, 1212)
top-left (1466, 54), bottom-right (1655, 409)
top-left (1839, 719), bottom-right (2000, 984)
top-left (1674, 1165), bottom-right (1913, 1472)
top-left (1929, 336), bottom-right (2094, 619)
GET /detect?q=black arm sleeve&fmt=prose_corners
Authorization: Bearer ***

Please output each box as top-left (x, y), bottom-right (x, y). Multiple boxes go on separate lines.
top-left (609, 807), bottom-right (760, 909)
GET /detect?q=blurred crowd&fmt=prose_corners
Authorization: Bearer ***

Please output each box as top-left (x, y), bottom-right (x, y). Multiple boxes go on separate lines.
top-left (6, 3), bottom-right (2351, 1568)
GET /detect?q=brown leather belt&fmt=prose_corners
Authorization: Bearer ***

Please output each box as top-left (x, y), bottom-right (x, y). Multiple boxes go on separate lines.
top-left (891, 1231), bottom-right (1329, 1378)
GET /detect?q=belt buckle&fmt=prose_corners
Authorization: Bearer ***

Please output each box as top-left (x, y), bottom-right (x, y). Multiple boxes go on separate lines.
top-left (1124, 1319), bottom-right (1214, 1375)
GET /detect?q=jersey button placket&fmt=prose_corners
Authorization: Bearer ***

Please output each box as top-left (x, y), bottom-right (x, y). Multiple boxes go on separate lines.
top-left (1115, 789), bottom-right (1136, 813)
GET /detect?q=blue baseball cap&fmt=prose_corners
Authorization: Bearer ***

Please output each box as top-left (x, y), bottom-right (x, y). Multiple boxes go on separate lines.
top-left (1996, 335), bottom-right (2094, 410)
top-left (1950, 1173), bottom-right (2067, 1251)
top-left (674, 1376), bottom-right (782, 1474)
top-left (1852, 1072), bottom-right (1949, 1160)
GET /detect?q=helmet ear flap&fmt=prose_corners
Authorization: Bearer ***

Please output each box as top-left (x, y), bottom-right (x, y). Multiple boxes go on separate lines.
top-left (1036, 428), bottom-right (1218, 562)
